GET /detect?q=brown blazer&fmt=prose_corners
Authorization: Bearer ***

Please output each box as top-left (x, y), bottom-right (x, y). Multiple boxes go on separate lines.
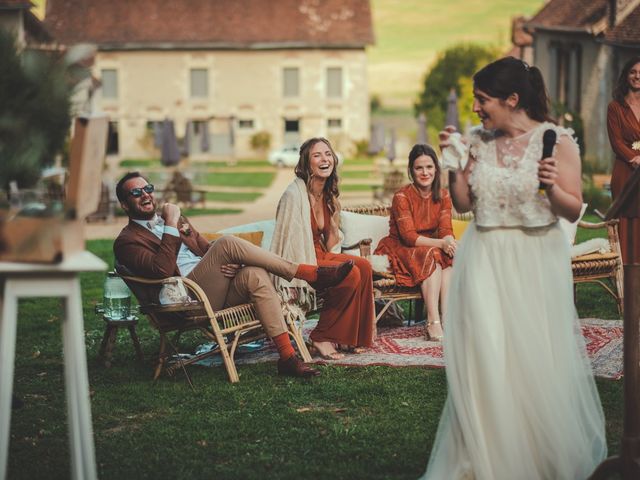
top-left (113, 216), bottom-right (210, 278)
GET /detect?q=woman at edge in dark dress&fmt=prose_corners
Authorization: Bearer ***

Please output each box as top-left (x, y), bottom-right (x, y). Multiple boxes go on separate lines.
top-left (607, 55), bottom-right (640, 264)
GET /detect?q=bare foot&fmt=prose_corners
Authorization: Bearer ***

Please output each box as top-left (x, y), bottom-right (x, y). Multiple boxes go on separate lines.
top-left (338, 344), bottom-right (367, 354)
top-left (311, 341), bottom-right (345, 360)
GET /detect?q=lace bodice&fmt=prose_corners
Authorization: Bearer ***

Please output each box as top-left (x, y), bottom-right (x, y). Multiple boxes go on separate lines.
top-left (468, 122), bottom-right (577, 228)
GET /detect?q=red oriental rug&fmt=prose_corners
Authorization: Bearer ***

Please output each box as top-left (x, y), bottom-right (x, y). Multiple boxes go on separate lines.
top-left (208, 318), bottom-right (623, 379)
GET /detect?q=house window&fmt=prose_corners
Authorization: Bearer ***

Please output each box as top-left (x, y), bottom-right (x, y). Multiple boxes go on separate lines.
top-left (283, 67), bottom-right (299, 97)
top-left (327, 118), bottom-right (342, 129)
top-left (147, 120), bottom-right (162, 148)
top-left (101, 69), bottom-right (118, 99)
top-left (283, 118), bottom-right (300, 146)
top-left (549, 43), bottom-right (581, 112)
top-left (106, 121), bottom-right (119, 154)
top-left (327, 67), bottom-right (343, 98)
top-left (284, 119), bottom-right (299, 133)
top-left (190, 68), bottom-right (208, 98)
top-left (238, 119), bottom-right (255, 129)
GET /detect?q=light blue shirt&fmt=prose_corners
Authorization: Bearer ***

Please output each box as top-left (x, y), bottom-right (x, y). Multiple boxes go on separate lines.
top-left (133, 215), bottom-right (201, 276)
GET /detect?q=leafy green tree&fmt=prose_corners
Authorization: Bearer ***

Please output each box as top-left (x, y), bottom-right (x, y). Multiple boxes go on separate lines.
top-left (414, 44), bottom-right (498, 131)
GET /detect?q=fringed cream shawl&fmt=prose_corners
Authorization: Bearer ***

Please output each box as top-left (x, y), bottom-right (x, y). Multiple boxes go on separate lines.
top-left (270, 177), bottom-right (342, 310)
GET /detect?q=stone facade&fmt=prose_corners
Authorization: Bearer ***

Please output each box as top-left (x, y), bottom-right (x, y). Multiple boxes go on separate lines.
top-left (93, 48), bottom-right (369, 159)
top-left (44, 0), bottom-right (374, 160)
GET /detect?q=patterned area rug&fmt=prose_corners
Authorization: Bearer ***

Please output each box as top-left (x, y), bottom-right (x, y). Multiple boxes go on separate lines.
top-left (199, 317), bottom-right (623, 379)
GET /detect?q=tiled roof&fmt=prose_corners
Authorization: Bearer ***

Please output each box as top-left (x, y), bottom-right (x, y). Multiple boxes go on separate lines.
top-left (43, 0), bottom-right (374, 49)
top-left (511, 16), bottom-right (533, 47)
top-left (526, 0), bottom-right (608, 32)
top-left (0, 0), bottom-right (32, 9)
top-left (605, 5), bottom-right (640, 44)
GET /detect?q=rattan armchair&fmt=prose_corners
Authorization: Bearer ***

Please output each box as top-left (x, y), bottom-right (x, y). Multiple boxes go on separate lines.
top-left (342, 205), bottom-right (624, 321)
top-left (572, 219), bottom-right (624, 314)
top-left (116, 266), bottom-right (311, 384)
top-left (342, 204), bottom-right (425, 323)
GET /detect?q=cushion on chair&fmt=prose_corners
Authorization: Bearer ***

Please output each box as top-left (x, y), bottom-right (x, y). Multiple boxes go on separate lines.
top-left (452, 219), bottom-right (469, 239)
top-left (571, 237), bottom-right (611, 258)
top-left (340, 211), bottom-right (390, 255)
top-left (218, 220), bottom-right (275, 249)
top-left (369, 254), bottom-right (391, 273)
top-left (202, 231), bottom-right (264, 247)
top-left (558, 203), bottom-right (588, 245)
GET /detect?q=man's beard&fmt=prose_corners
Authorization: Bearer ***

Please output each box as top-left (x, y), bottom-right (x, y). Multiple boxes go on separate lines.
top-left (128, 199), bottom-right (156, 220)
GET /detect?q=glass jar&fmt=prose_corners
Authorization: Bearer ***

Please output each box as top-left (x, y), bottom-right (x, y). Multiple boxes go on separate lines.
top-left (103, 272), bottom-right (131, 320)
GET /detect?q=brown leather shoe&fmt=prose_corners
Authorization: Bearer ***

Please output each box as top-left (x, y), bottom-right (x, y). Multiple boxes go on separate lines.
top-left (277, 355), bottom-right (321, 378)
top-left (311, 260), bottom-right (354, 291)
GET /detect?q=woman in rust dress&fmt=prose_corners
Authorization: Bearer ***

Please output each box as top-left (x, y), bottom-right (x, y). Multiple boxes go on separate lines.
top-left (607, 55), bottom-right (640, 264)
top-left (375, 144), bottom-right (456, 341)
top-left (271, 137), bottom-right (375, 360)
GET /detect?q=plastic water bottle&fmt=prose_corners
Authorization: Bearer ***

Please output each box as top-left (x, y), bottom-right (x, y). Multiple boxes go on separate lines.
top-left (103, 272), bottom-right (131, 320)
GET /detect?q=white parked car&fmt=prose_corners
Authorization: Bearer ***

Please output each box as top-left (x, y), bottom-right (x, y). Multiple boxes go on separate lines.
top-left (268, 145), bottom-right (300, 167)
top-left (267, 145), bottom-right (344, 167)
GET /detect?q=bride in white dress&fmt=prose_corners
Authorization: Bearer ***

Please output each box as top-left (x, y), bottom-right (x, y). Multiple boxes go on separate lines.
top-left (421, 57), bottom-right (607, 479)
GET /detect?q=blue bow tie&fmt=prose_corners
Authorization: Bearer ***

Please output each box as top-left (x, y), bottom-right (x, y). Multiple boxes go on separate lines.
top-left (146, 215), bottom-right (164, 230)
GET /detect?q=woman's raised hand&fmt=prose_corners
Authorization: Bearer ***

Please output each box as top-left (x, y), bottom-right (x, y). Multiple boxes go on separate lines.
top-left (438, 125), bottom-right (459, 151)
top-left (538, 155), bottom-right (559, 190)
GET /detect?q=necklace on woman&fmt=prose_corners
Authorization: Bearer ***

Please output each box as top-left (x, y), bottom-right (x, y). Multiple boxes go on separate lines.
top-left (310, 190), bottom-right (323, 203)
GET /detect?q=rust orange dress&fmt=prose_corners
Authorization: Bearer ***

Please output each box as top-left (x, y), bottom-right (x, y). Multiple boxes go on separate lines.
top-left (375, 184), bottom-right (453, 287)
top-left (607, 99), bottom-right (640, 263)
top-left (308, 201), bottom-right (374, 348)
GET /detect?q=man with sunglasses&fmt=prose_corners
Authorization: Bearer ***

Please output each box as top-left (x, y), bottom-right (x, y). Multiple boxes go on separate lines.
top-left (114, 172), bottom-right (354, 378)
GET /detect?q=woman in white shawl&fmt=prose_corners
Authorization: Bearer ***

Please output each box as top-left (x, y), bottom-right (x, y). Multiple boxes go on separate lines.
top-left (271, 137), bottom-right (375, 360)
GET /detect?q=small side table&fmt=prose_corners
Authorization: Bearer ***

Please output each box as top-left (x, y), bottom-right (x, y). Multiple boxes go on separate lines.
top-left (98, 315), bottom-right (144, 367)
top-left (0, 251), bottom-right (106, 480)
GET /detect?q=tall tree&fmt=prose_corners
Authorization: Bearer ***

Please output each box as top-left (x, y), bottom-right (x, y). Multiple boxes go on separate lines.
top-left (414, 44), bottom-right (498, 132)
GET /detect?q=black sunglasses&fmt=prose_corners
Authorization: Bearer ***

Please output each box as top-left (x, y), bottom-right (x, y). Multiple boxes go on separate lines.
top-left (129, 184), bottom-right (155, 198)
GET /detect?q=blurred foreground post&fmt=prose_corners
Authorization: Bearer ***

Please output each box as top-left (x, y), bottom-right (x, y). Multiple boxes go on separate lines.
top-left (590, 168), bottom-right (640, 479)
top-left (0, 116), bottom-right (108, 480)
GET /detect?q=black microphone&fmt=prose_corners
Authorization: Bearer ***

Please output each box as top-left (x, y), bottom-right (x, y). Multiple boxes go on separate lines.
top-left (539, 129), bottom-right (557, 192)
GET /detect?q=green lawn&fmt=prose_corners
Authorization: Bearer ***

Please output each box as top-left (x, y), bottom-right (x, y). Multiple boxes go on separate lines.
top-left (340, 170), bottom-right (380, 180)
top-left (199, 159), bottom-right (273, 168)
top-left (143, 171), bottom-right (274, 189)
top-left (115, 207), bottom-right (242, 217)
top-left (6, 234), bottom-right (623, 479)
top-left (119, 158), bottom-right (161, 168)
top-left (205, 191), bottom-right (263, 203)
top-left (341, 183), bottom-right (381, 192)
top-left (192, 172), bottom-right (275, 188)
top-left (120, 158), bottom-right (274, 169)
top-left (343, 157), bottom-right (376, 167)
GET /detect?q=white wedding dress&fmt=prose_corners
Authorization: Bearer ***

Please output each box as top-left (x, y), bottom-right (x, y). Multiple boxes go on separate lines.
top-left (421, 123), bottom-right (607, 480)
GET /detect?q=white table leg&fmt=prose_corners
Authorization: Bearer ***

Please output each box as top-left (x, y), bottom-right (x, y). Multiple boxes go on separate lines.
top-left (61, 277), bottom-right (97, 480)
top-left (1, 276), bottom-right (98, 480)
top-left (0, 281), bottom-right (18, 480)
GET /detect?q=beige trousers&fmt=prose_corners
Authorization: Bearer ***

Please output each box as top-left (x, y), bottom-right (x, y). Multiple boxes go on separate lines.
top-left (187, 235), bottom-right (298, 337)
